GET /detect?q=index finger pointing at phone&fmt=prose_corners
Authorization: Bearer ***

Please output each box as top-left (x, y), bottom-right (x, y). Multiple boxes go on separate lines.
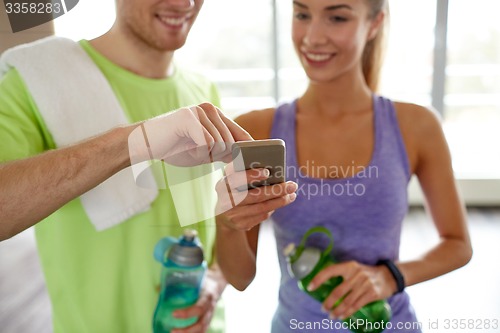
top-left (216, 107), bottom-right (253, 142)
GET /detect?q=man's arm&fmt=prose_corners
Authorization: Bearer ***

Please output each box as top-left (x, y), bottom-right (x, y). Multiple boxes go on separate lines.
top-left (0, 103), bottom-right (253, 241)
top-left (0, 125), bottom-right (134, 240)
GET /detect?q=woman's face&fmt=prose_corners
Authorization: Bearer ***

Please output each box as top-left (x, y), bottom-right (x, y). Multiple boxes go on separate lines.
top-left (292, 0), bottom-right (381, 84)
top-left (116, 0), bottom-right (203, 52)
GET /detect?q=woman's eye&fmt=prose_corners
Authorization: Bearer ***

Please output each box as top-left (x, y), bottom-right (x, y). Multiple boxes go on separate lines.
top-left (294, 12), bottom-right (309, 20)
top-left (330, 16), bottom-right (348, 23)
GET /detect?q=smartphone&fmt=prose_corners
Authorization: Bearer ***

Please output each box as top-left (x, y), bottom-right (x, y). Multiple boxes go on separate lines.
top-left (231, 139), bottom-right (286, 190)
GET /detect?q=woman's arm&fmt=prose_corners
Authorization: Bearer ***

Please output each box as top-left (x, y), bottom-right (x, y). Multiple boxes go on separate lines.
top-left (396, 104), bottom-right (472, 285)
top-left (215, 108), bottom-right (297, 290)
top-left (309, 104), bottom-right (472, 319)
top-left (216, 220), bottom-right (261, 291)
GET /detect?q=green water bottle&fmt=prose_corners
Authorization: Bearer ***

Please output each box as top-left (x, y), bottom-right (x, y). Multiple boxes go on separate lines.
top-left (284, 226), bottom-right (392, 333)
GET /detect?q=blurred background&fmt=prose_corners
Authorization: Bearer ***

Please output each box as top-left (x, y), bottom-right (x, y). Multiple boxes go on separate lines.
top-left (1, 0), bottom-right (499, 332)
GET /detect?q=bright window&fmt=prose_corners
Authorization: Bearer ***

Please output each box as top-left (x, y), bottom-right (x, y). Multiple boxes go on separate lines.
top-left (177, 0), bottom-right (275, 114)
top-left (380, 0), bottom-right (436, 107)
top-left (444, 0), bottom-right (500, 178)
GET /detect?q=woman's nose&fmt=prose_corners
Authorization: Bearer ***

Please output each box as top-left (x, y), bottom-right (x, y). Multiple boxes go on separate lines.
top-left (166, 0), bottom-right (195, 10)
top-left (304, 20), bottom-right (328, 46)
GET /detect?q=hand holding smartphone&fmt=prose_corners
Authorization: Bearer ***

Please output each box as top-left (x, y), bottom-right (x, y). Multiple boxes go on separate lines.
top-left (231, 139), bottom-right (286, 190)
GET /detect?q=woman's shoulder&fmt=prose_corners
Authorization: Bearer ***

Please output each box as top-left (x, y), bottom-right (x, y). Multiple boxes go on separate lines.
top-left (234, 107), bottom-right (276, 140)
top-left (391, 100), bottom-right (446, 173)
top-left (392, 101), bottom-right (443, 137)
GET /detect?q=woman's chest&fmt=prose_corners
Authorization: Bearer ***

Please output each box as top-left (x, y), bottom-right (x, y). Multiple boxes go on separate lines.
top-left (295, 115), bottom-right (375, 179)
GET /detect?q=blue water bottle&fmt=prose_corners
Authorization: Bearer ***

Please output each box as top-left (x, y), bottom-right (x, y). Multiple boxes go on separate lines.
top-left (153, 229), bottom-right (206, 333)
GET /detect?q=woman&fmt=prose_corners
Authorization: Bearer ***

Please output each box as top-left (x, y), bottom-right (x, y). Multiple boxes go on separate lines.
top-left (215, 0), bottom-right (472, 332)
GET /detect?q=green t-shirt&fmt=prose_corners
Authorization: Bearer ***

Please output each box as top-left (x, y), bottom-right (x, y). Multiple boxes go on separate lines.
top-left (0, 40), bottom-right (224, 333)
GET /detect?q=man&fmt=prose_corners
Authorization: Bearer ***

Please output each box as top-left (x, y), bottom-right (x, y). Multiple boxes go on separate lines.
top-left (0, 0), bottom-right (297, 332)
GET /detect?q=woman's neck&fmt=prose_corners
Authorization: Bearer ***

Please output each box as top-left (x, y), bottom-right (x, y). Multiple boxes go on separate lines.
top-left (299, 70), bottom-right (374, 117)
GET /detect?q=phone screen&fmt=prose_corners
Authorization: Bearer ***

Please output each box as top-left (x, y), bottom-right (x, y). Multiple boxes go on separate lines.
top-left (231, 139), bottom-right (286, 189)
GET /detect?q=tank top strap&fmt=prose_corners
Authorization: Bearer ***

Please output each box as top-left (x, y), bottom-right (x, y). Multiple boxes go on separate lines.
top-left (270, 99), bottom-right (297, 142)
top-left (271, 100), bottom-right (298, 176)
top-left (372, 94), bottom-right (411, 181)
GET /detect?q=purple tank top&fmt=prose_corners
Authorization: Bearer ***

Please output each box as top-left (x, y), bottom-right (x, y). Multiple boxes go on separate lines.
top-left (269, 95), bottom-right (421, 333)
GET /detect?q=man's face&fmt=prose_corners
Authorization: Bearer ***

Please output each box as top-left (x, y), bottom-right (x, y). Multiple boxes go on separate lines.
top-left (116, 0), bottom-right (203, 52)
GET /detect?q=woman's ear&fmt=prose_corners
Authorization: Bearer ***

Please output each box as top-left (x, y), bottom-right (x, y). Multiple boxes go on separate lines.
top-left (367, 11), bottom-right (385, 41)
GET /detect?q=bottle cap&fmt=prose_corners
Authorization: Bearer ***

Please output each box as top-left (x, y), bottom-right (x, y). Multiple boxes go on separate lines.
top-left (288, 247), bottom-right (322, 279)
top-left (183, 229), bottom-right (198, 242)
top-left (168, 230), bottom-right (204, 267)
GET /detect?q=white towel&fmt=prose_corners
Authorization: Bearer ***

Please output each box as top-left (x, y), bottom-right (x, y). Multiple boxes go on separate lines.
top-left (0, 36), bottom-right (158, 231)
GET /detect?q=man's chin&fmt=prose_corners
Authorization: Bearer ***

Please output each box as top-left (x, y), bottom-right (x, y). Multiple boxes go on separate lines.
top-left (154, 38), bottom-right (188, 52)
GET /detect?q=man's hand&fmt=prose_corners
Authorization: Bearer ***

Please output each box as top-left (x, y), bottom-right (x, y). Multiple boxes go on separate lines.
top-left (171, 265), bottom-right (227, 333)
top-left (128, 103), bottom-right (252, 167)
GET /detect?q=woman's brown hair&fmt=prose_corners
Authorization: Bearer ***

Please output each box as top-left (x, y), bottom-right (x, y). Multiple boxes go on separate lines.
top-left (362, 0), bottom-right (389, 92)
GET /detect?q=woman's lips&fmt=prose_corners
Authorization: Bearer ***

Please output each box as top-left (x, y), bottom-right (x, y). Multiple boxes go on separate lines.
top-left (303, 52), bottom-right (335, 65)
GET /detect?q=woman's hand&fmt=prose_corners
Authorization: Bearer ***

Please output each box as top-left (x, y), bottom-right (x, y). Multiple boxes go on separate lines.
top-left (308, 261), bottom-right (397, 320)
top-left (215, 164), bottom-right (297, 231)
